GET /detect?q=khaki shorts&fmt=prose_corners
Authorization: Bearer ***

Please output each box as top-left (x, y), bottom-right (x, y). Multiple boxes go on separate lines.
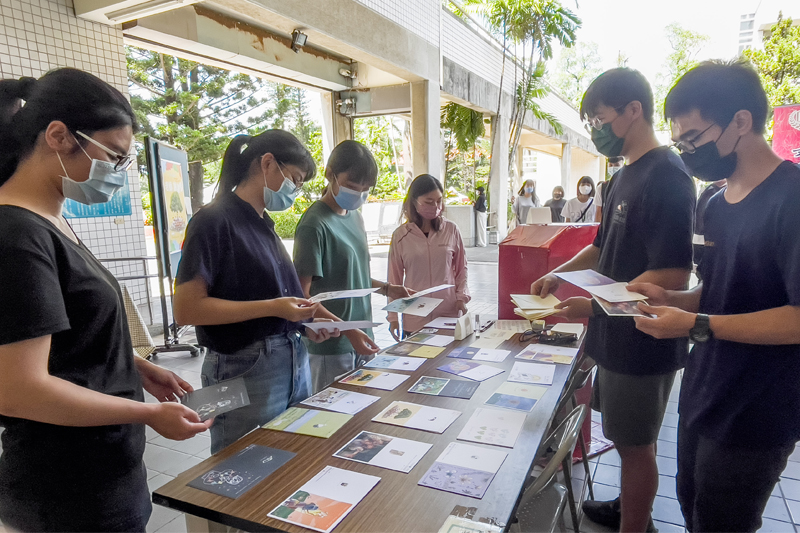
top-left (591, 365), bottom-right (676, 447)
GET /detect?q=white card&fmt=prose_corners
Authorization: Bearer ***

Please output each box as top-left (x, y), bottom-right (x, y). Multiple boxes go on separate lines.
top-left (550, 323), bottom-right (585, 336)
top-left (459, 364), bottom-right (505, 381)
top-left (516, 343), bottom-right (579, 359)
top-left (300, 387), bottom-right (380, 415)
top-left (305, 320), bottom-right (379, 334)
top-left (424, 317), bottom-right (459, 330)
top-left (309, 288), bottom-right (378, 303)
top-left (471, 348), bottom-right (511, 362)
top-left (333, 430), bottom-right (432, 473)
top-left (508, 361), bottom-right (556, 385)
top-left (363, 355), bottom-right (426, 372)
top-left (268, 466), bottom-right (380, 533)
top-left (383, 297), bottom-right (444, 316)
top-left (404, 333), bottom-right (454, 347)
top-left (339, 369), bottom-right (410, 391)
top-left (433, 442), bottom-right (507, 474)
top-left (457, 407), bottom-right (527, 448)
top-left (510, 293), bottom-right (560, 309)
top-left (404, 284), bottom-right (454, 299)
top-left (587, 282), bottom-right (648, 303)
top-left (372, 401), bottom-right (461, 433)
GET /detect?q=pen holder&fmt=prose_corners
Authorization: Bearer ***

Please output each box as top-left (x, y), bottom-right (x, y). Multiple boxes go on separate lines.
top-left (454, 314), bottom-right (473, 341)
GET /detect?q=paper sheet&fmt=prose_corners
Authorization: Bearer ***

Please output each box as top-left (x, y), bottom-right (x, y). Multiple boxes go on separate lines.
top-left (550, 323), bottom-right (585, 336)
top-left (338, 369), bottom-right (410, 390)
top-left (405, 284), bottom-right (454, 299)
top-left (510, 293), bottom-right (561, 310)
top-left (403, 333), bottom-right (454, 347)
top-left (437, 360), bottom-right (504, 381)
top-left (554, 269), bottom-right (646, 303)
top-left (515, 343), bottom-right (579, 365)
top-left (333, 431), bottom-right (432, 473)
top-left (424, 317), bottom-right (459, 330)
top-left (448, 347), bottom-right (511, 363)
top-left (457, 407), bottom-right (527, 448)
top-left (309, 288), bottom-right (378, 303)
top-left (305, 321), bottom-right (379, 334)
top-left (263, 408), bottom-right (352, 438)
top-left (385, 343), bottom-right (444, 359)
top-left (382, 297), bottom-right (444, 316)
top-left (493, 320), bottom-right (533, 333)
top-left (373, 401), bottom-right (461, 433)
top-left (300, 388), bottom-right (380, 415)
top-left (363, 355), bottom-right (426, 371)
top-left (508, 361), bottom-right (556, 385)
top-left (418, 442), bottom-right (507, 499)
top-left (484, 382), bottom-right (548, 412)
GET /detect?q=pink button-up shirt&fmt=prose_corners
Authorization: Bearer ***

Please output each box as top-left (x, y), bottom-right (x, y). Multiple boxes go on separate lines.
top-left (387, 219), bottom-right (470, 332)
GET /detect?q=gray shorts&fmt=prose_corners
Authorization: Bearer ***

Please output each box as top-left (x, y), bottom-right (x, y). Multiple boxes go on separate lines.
top-left (591, 365), bottom-right (676, 447)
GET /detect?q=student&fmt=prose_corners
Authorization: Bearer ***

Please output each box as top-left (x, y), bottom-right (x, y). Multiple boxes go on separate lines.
top-left (293, 140), bottom-right (410, 392)
top-left (692, 179), bottom-right (726, 277)
top-left (0, 69), bottom-right (211, 532)
top-left (474, 185), bottom-right (488, 246)
top-left (512, 178), bottom-right (539, 224)
top-left (388, 174), bottom-right (470, 338)
top-left (544, 186), bottom-right (566, 222)
top-left (596, 156), bottom-right (624, 222)
top-left (630, 60), bottom-right (800, 533)
top-left (531, 68), bottom-right (695, 533)
top-left (562, 176), bottom-right (597, 223)
top-left (174, 130), bottom-right (340, 454)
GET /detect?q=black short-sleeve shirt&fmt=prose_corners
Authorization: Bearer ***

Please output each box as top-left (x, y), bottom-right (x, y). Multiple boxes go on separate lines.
top-left (586, 147), bottom-right (696, 375)
top-left (681, 162), bottom-right (800, 446)
top-left (176, 193), bottom-right (305, 354)
top-left (0, 206), bottom-right (145, 512)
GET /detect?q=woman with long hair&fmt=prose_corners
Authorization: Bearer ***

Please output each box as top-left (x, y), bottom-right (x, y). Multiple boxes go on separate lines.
top-left (173, 130), bottom-right (340, 454)
top-left (562, 175), bottom-right (597, 223)
top-left (0, 68), bottom-right (210, 532)
top-left (387, 174), bottom-right (470, 339)
top-left (512, 178), bottom-right (540, 224)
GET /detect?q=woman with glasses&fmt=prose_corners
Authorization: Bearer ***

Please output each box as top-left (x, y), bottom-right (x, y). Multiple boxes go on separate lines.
top-left (0, 69), bottom-right (211, 532)
top-left (173, 130), bottom-right (341, 454)
top-left (387, 174), bottom-right (470, 339)
top-left (293, 141), bottom-right (414, 391)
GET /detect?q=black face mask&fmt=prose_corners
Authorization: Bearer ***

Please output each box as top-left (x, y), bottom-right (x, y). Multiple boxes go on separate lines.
top-left (679, 126), bottom-right (741, 182)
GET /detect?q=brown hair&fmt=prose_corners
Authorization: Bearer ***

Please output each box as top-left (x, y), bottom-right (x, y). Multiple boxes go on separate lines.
top-left (403, 174), bottom-right (443, 232)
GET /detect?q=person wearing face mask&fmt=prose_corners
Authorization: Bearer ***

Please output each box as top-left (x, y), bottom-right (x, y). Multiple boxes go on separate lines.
top-left (629, 60), bottom-right (800, 533)
top-left (531, 68), bottom-right (695, 533)
top-left (595, 156), bottom-right (624, 222)
top-left (293, 140), bottom-right (411, 392)
top-left (544, 186), bottom-right (566, 222)
top-left (387, 174), bottom-right (470, 339)
top-left (173, 130), bottom-right (344, 454)
top-left (0, 69), bottom-right (212, 532)
top-left (561, 176), bottom-right (597, 223)
top-left (473, 186), bottom-right (488, 246)
top-left (512, 178), bottom-right (540, 225)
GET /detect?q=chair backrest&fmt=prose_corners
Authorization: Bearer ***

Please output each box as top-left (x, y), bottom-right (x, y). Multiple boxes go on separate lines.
top-left (553, 365), bottom-right (595, 422)
top-left (527, 404), bottom-right (588, 495)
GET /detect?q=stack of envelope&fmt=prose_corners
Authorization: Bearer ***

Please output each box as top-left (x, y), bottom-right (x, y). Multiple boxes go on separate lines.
top-left (510, 294), bottom-right (560, 321)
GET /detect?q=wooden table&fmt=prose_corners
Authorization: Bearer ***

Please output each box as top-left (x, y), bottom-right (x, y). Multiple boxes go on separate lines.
top-left (154, 326), bottom-right (583, 532)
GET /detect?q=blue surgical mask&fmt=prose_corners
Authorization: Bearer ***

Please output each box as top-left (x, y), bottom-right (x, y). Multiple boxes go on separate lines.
top-left (524, 186), bottom-right (534, 194)
top-left (58, 148), bottom-right (127, 205)
top-left (263, 163), bottom-right (298, 212)
top-left (333, 175), bottom-right (369, 211)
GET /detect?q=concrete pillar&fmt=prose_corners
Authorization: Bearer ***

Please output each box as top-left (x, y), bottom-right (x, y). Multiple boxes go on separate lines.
top-left (560, 142), bottom-right (572, 189)
top-left (319, 92), bottom-right (336, 163)
top-left (489, 114), bottom-right (510, 240)
top-left (410, 80), bottom-right (441, 181)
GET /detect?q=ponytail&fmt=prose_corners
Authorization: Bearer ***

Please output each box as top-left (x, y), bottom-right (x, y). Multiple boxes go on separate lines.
top-left (215, 129), bottom-right (316, 200)
top-left (0, 68), bottom-right (136, 187)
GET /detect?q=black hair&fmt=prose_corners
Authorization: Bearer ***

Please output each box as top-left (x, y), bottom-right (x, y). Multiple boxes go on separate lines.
top-left (664, 59), bottom-right (768, 134)
top-left (577, 176), bottom-right (595, 197)
top-left (607, 156), bottom-right (624, 164)
top-left (216, 129), bottom-right (316, 198)
top-left (326, 140), bottom-right (377, 187)
top-left (552, 186), bottom-right (565, 195)
top-left (477, 186), bottom-right (485, 193)
top-left (580, 68), bottom-right (654, 125)
top-left (404, 173), bottom-right (444, 232)
top-left (0, 68), bottom-right (137, 186)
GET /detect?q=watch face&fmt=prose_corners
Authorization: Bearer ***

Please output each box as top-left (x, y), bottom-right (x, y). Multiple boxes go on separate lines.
top-left (691, 330), bottom-right (710, 343)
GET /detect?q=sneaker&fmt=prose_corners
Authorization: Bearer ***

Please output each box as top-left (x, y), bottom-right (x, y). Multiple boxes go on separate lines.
top-left (582, 497), bottom-right (621, 529)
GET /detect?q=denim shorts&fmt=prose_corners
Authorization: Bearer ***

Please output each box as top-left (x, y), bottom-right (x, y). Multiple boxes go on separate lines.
top-left (202, 331), bottom-right (311, 454)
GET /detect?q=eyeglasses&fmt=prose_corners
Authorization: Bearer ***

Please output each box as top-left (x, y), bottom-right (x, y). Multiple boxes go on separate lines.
top-left (583, 104), bottom-right (628, 132)
top-left (75, 130), bottom-right (134, 171)
top-left (278, 162), bottom-right (305, 194)
top-left (671, 123), bottom-right (716, 154)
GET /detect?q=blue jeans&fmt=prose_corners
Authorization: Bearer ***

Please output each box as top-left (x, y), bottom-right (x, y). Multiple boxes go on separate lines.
top-left (202, 331), bottom-right (311, 454)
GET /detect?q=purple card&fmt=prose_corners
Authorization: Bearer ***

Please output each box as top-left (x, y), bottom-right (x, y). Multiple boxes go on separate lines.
top-left (437, 360), bottom-right (480, 376)
top-left (418, 462), bottom-right (496, 499)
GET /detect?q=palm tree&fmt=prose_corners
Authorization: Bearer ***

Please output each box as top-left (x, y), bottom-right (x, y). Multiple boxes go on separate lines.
top-left (441, 102), bottom-right (486, 192)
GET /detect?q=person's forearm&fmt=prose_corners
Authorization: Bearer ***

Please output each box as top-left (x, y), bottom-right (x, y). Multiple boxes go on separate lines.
top-left (175, 296), bottom-right (280, 326)
top-left (665, 284), bottom-right (703, 312)
top-left (371, 278), bottom-right (389, 296)
top-left (552, 244), bottom-right (600, 273)
top-left (631, 268), bottom-right (690, 291)
top-left (709, 306), bottom-right (800, 345)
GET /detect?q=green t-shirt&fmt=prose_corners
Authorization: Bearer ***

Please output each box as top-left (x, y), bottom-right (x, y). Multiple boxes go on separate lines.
top-left (293, 200), bottom-right (374, 355)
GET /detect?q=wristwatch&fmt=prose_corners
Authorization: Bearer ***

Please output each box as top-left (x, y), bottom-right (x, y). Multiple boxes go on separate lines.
top-left (689, 313), bottom-right (712, 343)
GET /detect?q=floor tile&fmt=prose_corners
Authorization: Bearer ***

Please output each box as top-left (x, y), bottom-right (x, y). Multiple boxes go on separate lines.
top-left (160, 453), bottom-right (204, 477)
top-left (665, 401), bottom-right (679, 414)
top-left (656, 455), bottom-right (678, 477)
top-left (169, 434), bottom-right (211, 456)
top-left (784, 461), bottom-right (800, 481)
top-left (786, 499), bottom-right (800, 524)
top-left (757, 517), bottom-right (797, 533)
top-left (593, 464), bottom-right (621, 487)
top-left (156, 516), bottom-right (188, 533)
top-left (598, 449), bottom-right (620, 467)
top-left (789, 447), bottom-right (800, 464)
top-left (661, 412), bottom-right (680, 429)
top-left (764, 496), bottom-right (792, 523)
top-left (146, 468), bottom-right (160, 480)
top-left (652, 495), bottom-right (685, 526)
top-left (659, 426), bottom-right (679, 443)
top-left (782, 478), bottom-right (800, 502)
top-left (657, 474), bottom-right (678, 500)
top-left (146, 504), bottom-right (181, 533)
top-left (657, 440), bottom-right (678, 459)
top-left (147, 473), bottom-right (175, 493)
top-left (586, 482), bottom-right (620, 503)
top-left (653, 519), bottom-right (685, 533)
top-left (145, 447), bottom-right (195, 474)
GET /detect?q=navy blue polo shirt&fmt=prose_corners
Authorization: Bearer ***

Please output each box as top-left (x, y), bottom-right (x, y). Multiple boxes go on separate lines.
top-left (176, 193), bottom-right (305, 354)
top-left (681, 161), bottom-right (800, 447)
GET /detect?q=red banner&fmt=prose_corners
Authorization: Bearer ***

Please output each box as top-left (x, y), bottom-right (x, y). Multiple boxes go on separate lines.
top-left (773, 104), bottom-right (800, 163)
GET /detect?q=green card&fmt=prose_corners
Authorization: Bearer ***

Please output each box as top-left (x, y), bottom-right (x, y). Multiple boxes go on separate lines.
top-left (263, 407), bottom-right (353, 438)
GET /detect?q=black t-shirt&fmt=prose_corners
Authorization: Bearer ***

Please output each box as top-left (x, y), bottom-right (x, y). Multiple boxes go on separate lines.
top-left (586, 146), bottom-right (696, 375)
top-left (474, 194), bottom-right (487, 213)
top-left (681, 162), bottom-right (800, 447)
top-left (692, 182), bottom-right (725, 271)
top-left (176, 193), bottom-right (305, 354)
top-left (0, 207), bottom-right (145, 509)
top-left (544, 198), bottom-right (566, 222)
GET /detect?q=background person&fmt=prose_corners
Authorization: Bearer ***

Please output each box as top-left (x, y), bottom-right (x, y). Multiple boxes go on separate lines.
top-left (512, 178), bottom-right (539, 225)
top-left (293, 140), bottom-right (410, 392)
top-left (0, 69), bottom-right (210, 532)
top-left (173, 130), bottom-right (339, 455)
top-left (562, 175), bottom-right (597, 223)
top-left (474, 185), bottom-right (488, 246)
top-left (388, 174), bottom-right (470, 339)
top-left (544, 185), bottom-right (566, 222)
top-left (692, 179), bottom-right (726, 277)
top-left (596, 156), bottom-right (624, 222)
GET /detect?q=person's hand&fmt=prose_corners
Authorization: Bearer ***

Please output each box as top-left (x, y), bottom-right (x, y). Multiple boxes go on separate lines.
top-left (387, 284), bottom-right (414, 300)
top-left (137, 359), bottom-right (192, 402)
top-left (531, 274), bottom-right (561, 298)
top-left (345, 329), bottom-right (380, 357)
top-left (305, 319), bottom-right (340, 343)
top-left (554, 297), bottom-right (594, 319)
top-left (634, 303), bottom-right (696, 339)
top-left (146, 402), bottom-right (212, 441)
top-left (271, 297), bottom-right (319, 322)
top-left (456, 300), bottom-right (468, 316)
top-left (626, 282), bottom-right (669, 307)
top-left (389, 321), bottom-right (402, 342)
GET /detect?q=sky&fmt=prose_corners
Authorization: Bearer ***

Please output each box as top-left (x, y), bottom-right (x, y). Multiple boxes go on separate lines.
top-left (558, 0), bottom-right (795, 87)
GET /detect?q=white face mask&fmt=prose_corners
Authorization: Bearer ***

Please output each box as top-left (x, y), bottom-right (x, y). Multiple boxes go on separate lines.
top-left (58, 142), bottom-right (127, 205)
top-left (579, 185), bottom-right (593, 195)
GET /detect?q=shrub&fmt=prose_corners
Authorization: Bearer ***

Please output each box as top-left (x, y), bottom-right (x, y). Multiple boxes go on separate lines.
top-left (270, 210), bottom-right (302, 239)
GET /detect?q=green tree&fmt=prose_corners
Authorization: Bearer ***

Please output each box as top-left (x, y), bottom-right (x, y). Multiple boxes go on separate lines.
top-left (551, 41), bottom-right (601, 108)
top-left (742, 13), bottom-right (800, 134)
top-left (353, 116), bottom-right (406, 201)
top-left (441, 102), bottom-right (486, 194)
top-left (655, 23), bottom-right (710, 130)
